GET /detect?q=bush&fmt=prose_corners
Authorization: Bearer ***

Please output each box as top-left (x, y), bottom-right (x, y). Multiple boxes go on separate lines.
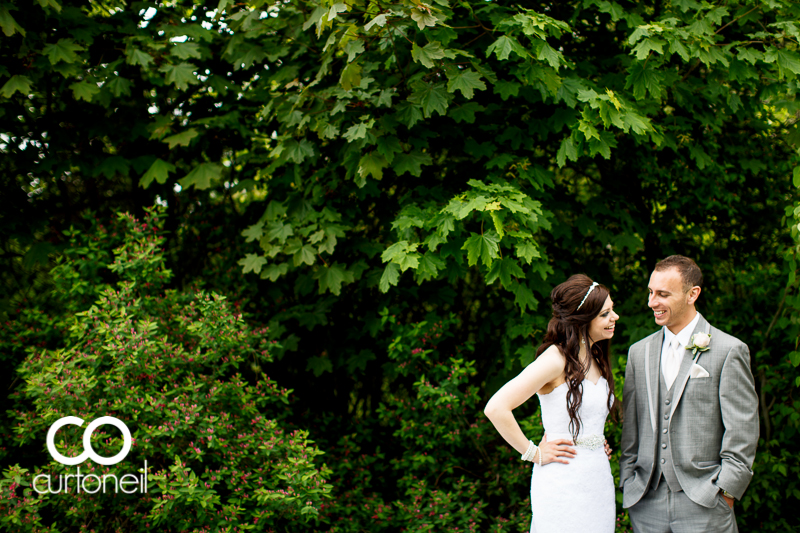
top-left (0, 208), bottom-right (330, 532)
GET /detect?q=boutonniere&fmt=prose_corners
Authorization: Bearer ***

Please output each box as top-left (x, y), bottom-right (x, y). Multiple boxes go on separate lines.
top-left (687, 333), bottom-right (711, 356)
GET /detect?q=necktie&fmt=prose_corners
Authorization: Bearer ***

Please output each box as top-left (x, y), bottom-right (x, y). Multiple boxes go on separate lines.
top-left (664, 337), bottom-right (681, 389)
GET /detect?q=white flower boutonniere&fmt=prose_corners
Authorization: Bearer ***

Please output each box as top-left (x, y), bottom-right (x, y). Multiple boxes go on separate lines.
top-left (687, 332), bottom-right (711, 356)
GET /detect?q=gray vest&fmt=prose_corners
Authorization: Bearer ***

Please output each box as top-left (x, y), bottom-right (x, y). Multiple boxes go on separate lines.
top-left (650, 368), bottom-right (683, 492)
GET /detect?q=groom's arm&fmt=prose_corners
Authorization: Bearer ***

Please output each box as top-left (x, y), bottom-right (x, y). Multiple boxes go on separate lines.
top-left (716, 342), bottom-right (759, 500)
top-left (619, 347), bottom-right (638, 489)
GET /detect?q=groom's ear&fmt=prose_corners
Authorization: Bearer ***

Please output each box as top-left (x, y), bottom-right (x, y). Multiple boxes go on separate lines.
top-left (687, 286), bottom-right (701, 305)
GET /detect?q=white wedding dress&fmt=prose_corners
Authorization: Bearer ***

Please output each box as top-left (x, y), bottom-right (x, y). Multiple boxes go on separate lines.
top-left (530, 377), bottom-right (615, 533)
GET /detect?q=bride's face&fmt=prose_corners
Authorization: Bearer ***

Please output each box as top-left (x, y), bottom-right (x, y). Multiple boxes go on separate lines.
top-left (589, 295), bottom-right (618, 343)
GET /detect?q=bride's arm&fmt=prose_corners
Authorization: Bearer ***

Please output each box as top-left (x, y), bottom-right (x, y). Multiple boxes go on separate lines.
top-left (483, 346), bottom-right (575, 463)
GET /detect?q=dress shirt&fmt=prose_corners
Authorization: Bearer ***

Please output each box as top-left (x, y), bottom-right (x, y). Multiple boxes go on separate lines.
top-left (661, 311), bottom-right (701, 379)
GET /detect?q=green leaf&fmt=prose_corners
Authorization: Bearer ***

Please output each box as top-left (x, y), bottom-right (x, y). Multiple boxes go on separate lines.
top-left (407, 82), bottom-right (449, 118)
top-left (485, 257), bottom-right (524, 289)
top-left (241, 222), bottom-right (264, 243)
top-left (393, 151), bottom-right (433, 177)
top-left (43, 38), bottom-right (83, 64)
top-left (303, 6), bottom-right (327, 31)
top-left (126, 48), bottom-right (154, 68)
top-left (625, 62), bottom-right (663, 100)
top-left (631, 37), bottom-right (665, 60)
top-left (515, 242), bottom-right (540, 264)
top-left (446, 195), bottom-right (489, 219)
top-left (415, 253), bottom-right (446, 282)
top-left (536, 42), bottom-right (562, 69)
top-left (293, 244), bottom-right (317, 266)
top-left (171, 42), bottom-right (202, 60)
top-left (793, 167), bottom-right (800, 188)
top-left (340, 62), bottom-right (362, 91)
top-left (307, 355), bottom-right (333, 377)
top-left (462, 231), bottom-right (500, 267)
top-left (556, 136), bottom-right (577, 167)
top-left (163, 129), bottom-right (199, 149)
top-left (381, 241), bottom-right (413, 263)
top-left (159, 63), bottom-right (198, 90)
top-left (107, 77), bottom-right (132, 97)
top-left (411, 41), bottom-right (447, 69)
top-left (448, 102), bottom-right (485, 123)
top-left (376, 136), bottom-right (402, 164)
top-left (327, 3), bottom-right (348, 21)
top-left (494, 80), bottom-right (520, 101)
top-left (281, 139), bottom-right (315, 163)
top-left (512, 280), bottom-right (538, 314)
top-left (357, 152), bottom-right (387, 182)
top-left (344, 40), bottom-right (364, 63)
top-left (620, 112), bottom-right (651, 134)
top-left (0, 7), bottom-right (25, 37)
top-left (314, 263), bottom-right (354, 295)
top-left (410, 8), bottom-right (438, 30)
top-left (69, 81), bottom-right (100, 102)
top-left (178, 163), bottom-right (223, 190)
top-left (379, 263), bottom-right (400, 292)
top-left (139, 159), bottom-right (175, 188)
top-left (238, 254), bottom-right (267, 274)
top-left (765, 48), bottom-right (800, 78)
top-left (447, 69), bottom-right (486, 99)
top-left (487, 36), bottom-right (526, 61)
top-left (0, 75), bottom-right (32, 98)
top-left (343, 119), bottom-right (375, 143)
top-left (266, 221), bottom-right (294, 244)
top-left (364, 13), bottom-right (387, 31)
top-left (260, 262), bottom-right (288, 282)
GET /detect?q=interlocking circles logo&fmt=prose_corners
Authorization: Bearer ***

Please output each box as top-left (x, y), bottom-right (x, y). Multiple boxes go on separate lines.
top-left (34, 416), bottom-right (149, 495)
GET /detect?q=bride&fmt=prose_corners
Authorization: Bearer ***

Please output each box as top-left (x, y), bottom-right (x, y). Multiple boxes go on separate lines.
top-left (484, 274), bottom-right (620, 532)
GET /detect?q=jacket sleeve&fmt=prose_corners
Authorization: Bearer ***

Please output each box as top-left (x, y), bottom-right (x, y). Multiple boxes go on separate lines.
top-left (619, 346), bottom-right (638, 490)
top-left (715, 342), bottom-right (759, 500)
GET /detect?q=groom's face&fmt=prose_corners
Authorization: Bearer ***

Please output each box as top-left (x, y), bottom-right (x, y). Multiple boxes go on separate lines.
top-left (647, 268), bottom-right (693, 332)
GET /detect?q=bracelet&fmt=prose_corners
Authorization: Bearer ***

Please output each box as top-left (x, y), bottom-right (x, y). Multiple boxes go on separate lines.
top-left (521, 440), bottom-right (539, 464)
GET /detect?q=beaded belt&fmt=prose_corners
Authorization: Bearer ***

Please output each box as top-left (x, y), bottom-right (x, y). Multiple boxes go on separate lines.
top-left (574, 434), bottom-right (604, 450)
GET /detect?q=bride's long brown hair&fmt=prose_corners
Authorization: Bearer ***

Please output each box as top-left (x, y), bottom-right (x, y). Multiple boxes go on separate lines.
top-left (535, 274), bottom-right (619, 440)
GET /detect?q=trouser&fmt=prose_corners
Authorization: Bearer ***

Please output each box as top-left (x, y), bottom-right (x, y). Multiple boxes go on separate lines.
top-left (629, 475), bottom-right (738, 533)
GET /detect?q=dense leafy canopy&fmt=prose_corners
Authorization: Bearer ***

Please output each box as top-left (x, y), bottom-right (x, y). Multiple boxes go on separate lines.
top-left (1, 0), bottom-right (800, 530)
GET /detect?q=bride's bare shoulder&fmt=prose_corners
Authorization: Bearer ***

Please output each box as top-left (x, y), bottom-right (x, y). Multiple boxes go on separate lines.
top-left (536, 345), bottom-right (567, 395)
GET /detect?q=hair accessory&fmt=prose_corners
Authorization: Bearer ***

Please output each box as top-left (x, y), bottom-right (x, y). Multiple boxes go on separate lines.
top-left (575, 282), bottom-right (599, 312)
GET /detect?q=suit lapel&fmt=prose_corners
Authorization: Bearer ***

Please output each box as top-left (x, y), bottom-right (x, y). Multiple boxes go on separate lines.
top-left (644, 332), bottom-right (663, 434)
top-left (669, 313), bottom-right (709, 418)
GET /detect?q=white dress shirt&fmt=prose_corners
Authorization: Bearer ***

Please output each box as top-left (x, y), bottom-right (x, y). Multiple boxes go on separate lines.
top-left (661, 311), bottom-right (701, 383)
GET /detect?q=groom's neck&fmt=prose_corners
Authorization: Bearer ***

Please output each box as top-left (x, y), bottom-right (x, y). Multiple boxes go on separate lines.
top-left (667, 308), bottom-right (698, 335)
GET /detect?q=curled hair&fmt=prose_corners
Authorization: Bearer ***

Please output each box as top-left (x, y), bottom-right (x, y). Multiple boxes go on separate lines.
top-left (535, 274), bottom-right (619, 440)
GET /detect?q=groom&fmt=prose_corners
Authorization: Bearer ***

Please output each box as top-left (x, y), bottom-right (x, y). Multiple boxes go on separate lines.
top-left (620, 255), bottom-right (759, 532)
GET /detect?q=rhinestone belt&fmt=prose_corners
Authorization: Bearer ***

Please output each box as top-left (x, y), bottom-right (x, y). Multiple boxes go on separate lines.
top-left (574, 434), bottom-right (604, 450)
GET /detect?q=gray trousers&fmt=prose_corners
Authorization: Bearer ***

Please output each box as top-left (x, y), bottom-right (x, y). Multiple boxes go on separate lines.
top-left (629, 477), bottom-right (738, 533)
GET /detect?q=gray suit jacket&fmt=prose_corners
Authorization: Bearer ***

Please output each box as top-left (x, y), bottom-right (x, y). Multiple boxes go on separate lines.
top-left (619, 313), bottom-right (759, 509)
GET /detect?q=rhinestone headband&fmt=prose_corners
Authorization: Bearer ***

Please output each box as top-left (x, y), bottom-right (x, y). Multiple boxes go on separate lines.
top-left (575, 282), bottom-right (598, 312)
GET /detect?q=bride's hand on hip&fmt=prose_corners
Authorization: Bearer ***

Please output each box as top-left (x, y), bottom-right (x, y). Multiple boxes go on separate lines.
top-left (538, 432), bottom-right (577, 465)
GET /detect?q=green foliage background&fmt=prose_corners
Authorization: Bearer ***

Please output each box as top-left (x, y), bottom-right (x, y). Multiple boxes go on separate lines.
top-left (1, 0), bottom-right (800, 531)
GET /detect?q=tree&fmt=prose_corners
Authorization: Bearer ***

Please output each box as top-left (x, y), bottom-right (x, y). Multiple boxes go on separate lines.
top-left (2, 0), bottom-right (800, 529)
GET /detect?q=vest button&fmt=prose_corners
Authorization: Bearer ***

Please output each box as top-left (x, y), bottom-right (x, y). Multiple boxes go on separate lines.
top-left (665, 399), bottom-right (671, 405)
top-left (661, 458), bottom-right (666, 464)
top-left (663, 428), bottom-right (668, 434)
top-left (664, 414), bottom-right (669, 420)
top-left (662, 443), bottom-right (667, 449)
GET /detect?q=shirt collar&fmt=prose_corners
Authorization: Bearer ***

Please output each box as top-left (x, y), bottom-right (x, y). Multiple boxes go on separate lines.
top-left (663, 311), bottom-right (700, 349)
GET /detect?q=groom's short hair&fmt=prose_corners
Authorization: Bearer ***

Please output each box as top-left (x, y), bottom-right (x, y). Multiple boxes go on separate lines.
top-left (654, 255), bottom-right (703, 291)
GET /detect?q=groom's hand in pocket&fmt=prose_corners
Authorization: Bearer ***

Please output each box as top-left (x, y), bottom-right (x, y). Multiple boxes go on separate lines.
top-left (604, 439), bottom-right (612, 459)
